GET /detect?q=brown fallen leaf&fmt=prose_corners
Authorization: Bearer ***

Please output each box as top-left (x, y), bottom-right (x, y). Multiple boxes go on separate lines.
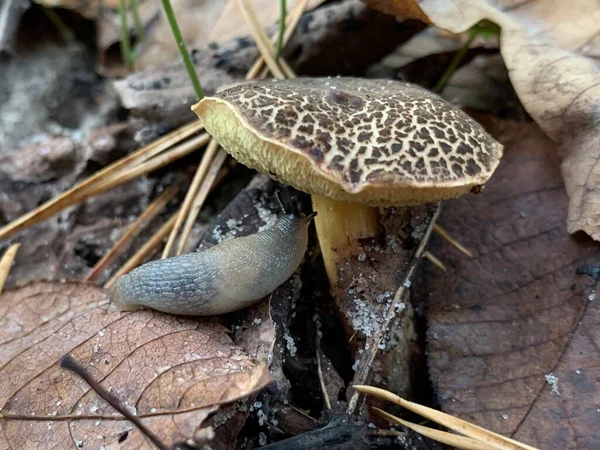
top-left (416, 116), bottom-right (600, 449)
top-left (0, 281), bottom-right (272, 448)
top-left (363, 0), bottom-right (600, 241)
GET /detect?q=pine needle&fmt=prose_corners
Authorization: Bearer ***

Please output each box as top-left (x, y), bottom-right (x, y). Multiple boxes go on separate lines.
top-left (0, 243), bottom-right (20, 294)
top-left (354, 385), bottom-right (538, 450)
top-left (85, 183), bottom-right (180, 283)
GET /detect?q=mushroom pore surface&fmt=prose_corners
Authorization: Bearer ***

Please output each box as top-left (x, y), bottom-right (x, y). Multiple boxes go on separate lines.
top-left (193, 77), bottom-right (503, 206)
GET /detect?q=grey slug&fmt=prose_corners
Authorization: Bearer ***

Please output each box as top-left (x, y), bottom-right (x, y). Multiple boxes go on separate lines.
top-left (110, 209), bottom-right (316, 316)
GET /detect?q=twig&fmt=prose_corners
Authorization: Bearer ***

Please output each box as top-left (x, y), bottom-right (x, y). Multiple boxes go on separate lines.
top-left (346, 206), bottom-right (441, 415)
top-left (275, 0), bottom-right (286, 59)
top-left (85, 184), bottom-right (180, 283)
top-left (162, 138), bottom-right (220, 258)
top-left (0, 243), bottom-right (20, 294)
top-left (161, 0), bottom-right (204, 99)
top-left (433, 224), bottom-right (473, 257)
top-left (315, 315), bottom-right (332, 411)
top-left (118, 0), bottom-right (134, 72)
top-left (104, 213), bottom-right (178, 289)
top-left (0, 121), bottom-right (204, 240)
top-left (60, 355), bottom-right (169, 450)
top-left (424, 250), bottom-right (448, 272)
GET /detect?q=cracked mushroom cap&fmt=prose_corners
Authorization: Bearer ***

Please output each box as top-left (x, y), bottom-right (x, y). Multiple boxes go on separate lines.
top-left (193, 77), bottom-right (503, 206)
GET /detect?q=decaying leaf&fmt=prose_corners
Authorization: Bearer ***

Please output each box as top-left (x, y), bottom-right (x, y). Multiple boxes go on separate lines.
top-left (0, 281), bottom-right (272, 448)
top-left (418, 116), bottom-right (600, 449)
top-left (363, 0), bottom-right (600, 242)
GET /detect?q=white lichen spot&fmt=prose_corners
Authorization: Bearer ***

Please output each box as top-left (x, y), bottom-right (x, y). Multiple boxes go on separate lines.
top-left (352, 359), bottom-right (360, 371)
top-left (588, 290), bottom-right (596, 301)
top-left (501, 414), bottom-right (508, 420)
top-left (97, 329), bottom-right (105, 337)
top-left (253, 317), bottom-right (262, 325)
top-left (283, 333), bottom-right (297, 356)
top-left (259, 432), bottom-right (268, 446)
top-left (357, 253), bottom-right (367, 262)
top-left (89, 405), bottom-right (98, 413)
top-left (545, 373), bottom-right (560, 394)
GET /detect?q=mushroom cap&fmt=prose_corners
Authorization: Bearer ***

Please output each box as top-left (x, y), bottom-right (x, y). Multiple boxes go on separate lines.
top-left (192, 77), bottom-right (503, 206)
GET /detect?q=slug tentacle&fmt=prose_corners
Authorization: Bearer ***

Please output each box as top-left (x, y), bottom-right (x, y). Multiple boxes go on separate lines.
top-left (109, 212), bottom-right (315, 316)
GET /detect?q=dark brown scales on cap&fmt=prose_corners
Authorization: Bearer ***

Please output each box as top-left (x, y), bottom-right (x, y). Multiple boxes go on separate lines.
top-left (193, 77), bottom-right (503, 206)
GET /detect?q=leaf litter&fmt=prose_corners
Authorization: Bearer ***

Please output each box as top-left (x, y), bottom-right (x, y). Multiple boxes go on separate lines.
top-left (416, 114), bottom-right (600, 449)
top-left (2, 0), bottom-right (599, 448)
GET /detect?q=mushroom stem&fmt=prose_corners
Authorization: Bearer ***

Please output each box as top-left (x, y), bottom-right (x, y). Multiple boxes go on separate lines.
top-left (311, 194), bottom-right (380, 285)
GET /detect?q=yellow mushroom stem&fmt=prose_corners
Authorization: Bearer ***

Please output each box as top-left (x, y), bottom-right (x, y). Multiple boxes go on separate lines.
top-left (311, 194), bottom-right (380, 285)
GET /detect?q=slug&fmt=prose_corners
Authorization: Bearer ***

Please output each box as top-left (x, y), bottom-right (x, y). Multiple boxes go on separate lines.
top-left (110, 208), bottom-right (316, 316)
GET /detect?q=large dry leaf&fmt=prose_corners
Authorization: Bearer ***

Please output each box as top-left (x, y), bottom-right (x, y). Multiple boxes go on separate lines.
top-left (0, 281), bottom-right (272, 448)
top-left (363, 0), bottom-right (600, 241)
top-left (417, 116), bottom-right (600, 449)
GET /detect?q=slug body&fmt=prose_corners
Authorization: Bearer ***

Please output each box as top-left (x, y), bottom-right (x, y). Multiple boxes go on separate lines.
top-left (110, 214), bottom-right (310, 316)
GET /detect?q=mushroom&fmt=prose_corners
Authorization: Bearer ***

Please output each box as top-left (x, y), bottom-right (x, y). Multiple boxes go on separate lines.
top-left (192, 77), bottom-right (503, 284)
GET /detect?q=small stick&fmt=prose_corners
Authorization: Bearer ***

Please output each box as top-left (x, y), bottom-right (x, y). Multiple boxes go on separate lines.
top-left (0, 121), bottom-right (204, 240)
top-left (176, 145), bottom-right (228, 255)
top-left (346, 206), bottom-right (441, 415)
top-left (60, 355), bottom-right (168, 450)
top-left (163, 138), bottom-right (220, 258)
top-left (0, 243), bottom-right (20, 294)
top-left (85, 184), bottom-right (180, 283)
top-left (314, 316), bottom-right (332, 411)
top-left (373, 429), bottom-right (406, 439)
top-left (87, 133), bottom-right (211, 197)
top-left (235, 0), bottom-right (286, 79)
top-left (424, 250), bottom-right (448, 272)
top-left (433, 224), bottom-right (473, 257)
top-left (104, 213), bottom-right (178, 289)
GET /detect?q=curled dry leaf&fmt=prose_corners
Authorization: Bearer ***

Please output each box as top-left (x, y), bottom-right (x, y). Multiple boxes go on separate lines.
top-left (0, 281), bottom-right (272, 449)
top-left (417, 116), bottom-right (600, 449)
top-left (363, 0), bottom-right (600, 241)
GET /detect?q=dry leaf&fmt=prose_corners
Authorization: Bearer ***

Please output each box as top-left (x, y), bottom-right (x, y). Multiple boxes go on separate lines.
top-left (0, 281), bottom-right (272, 448)
top-left (417, 116), bottom-right (600, 449)
top-left (363, 0), bottom-right (600, 241)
